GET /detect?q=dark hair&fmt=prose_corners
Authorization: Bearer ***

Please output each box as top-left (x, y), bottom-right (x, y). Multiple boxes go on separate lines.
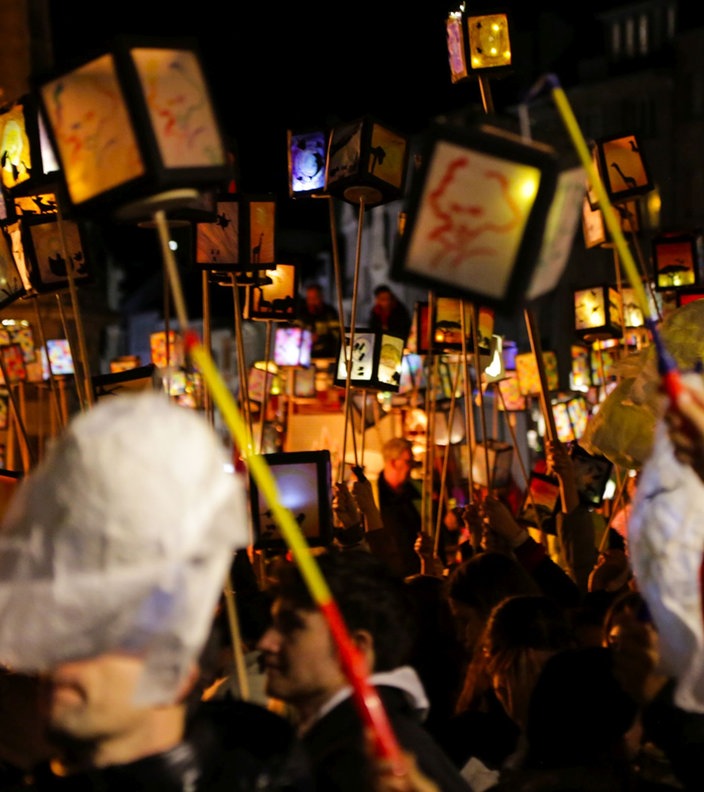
top-left (270, 548), bottom-right (418, 671)
top-left (524, 646), bottom-right (638, 769)
top-left (373, 284), bottom-right (393, 297)
top-left (448, 552), bottom-right (541, 620)
top-left (483, 594), bottom-right (577, 678)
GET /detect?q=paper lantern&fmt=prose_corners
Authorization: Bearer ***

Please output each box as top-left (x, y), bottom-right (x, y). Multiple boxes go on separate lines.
top-left (414, 298), bottom-right (494, 355)
top-left (573, 285), bottom-right (623, 341)
top-left (591, 133), bottom-right (653, 205)
top-left (194, 193), bottom-right (276, 274)
top-left (652, 232), bottom-right (703, 291)
top-left (676, 286), bottom-right (704, 307)
top-left (14, 214), bottom-right (91, 295)
top-left (334, 328), bottom-right (405, 392)
top-left (273, 326), bottom-right (312, 368)
top-left (0, 228), bottom-right (27, 309)
top-left (245, 263), bottom-right (298, 322)
top-left (150, 330), bottom-right (184, 369)
top-left (515, 350), bottom-right (559, 396)
top-left (287, 127), bottom-right (328, 198)
top-left (446, 7), bottom-right (512, 83)
top-left (495, 370), bottom-right (526, 411)
top-left (569, 344), bottom-right (592, 392)
top-left (392, 122), bottom-right (560, 312)
top-left (0, 93), bottom-right (60, 196)
top-left (37, 37), bottom-right (230, 218)
top-left (325, 115), bottom-right (409, 207)
top-left (472, 440), bottom-right (513, 489)
top-left (248, 450), bottom-right (333, 551)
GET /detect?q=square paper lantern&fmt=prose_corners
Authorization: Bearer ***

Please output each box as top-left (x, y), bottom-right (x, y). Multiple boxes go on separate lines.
top-left (392, 122), bottom-right (559, 313)
top-left (472, 439), bottom-right (514, 490)
top-left (248, 450), bottom-right (333, 551)
top-left (515, 350), bottom-right (559, 396)
top-left (287, 127), bottom-right (328, 198)
top-left (419, 297), bottom-right (495, 354)
top-left (194, 194), bottom-right (276, 272)
top-left (496, 370), bottom-right (526, 411)
top-left (0, 228), bottom-right (27, 309)
top-left (590, 339), bottom-right (620, 387)
top-left (334, 328), bottom-right (405, 392)
top-left (581, 194), bottom-right (607, 249)
top-left (273, 326), bottom-right (312, 368)
top-left (150, 330), bottom-right (184, 369)
top-left (46, 338), bottom-right (74, 376)
top-left (446, 8), bottom-right (512, 83)
top-left (37, 37), bottom-right (230, 217)
top-left (573, 285), bottom-right (623, 341)
top-left (652, 232), bottom-right (702, 291)
top-left (552, 400), bottom-right (575, 443)
top-left (18, 214), bottom-right (91, 294)
top-left (0, 93), bottom-right (60, 196)
top-left (0, 342), bottom-right (27, 383)
top-left (676, 286), bottom-right (704, 307)
top-left (325, 115), bottom-right (409, 207)
top-left (569, 344), bottom-right (592, 392)
top-left (567, 396), bottom-right (590, 440)
top-left (5, 320), bottom-right (35, 363)
top-left (620, 286), bottom-right (646, 328)
top-left (592, 133), bottom-right (653, 205)
top-left (246, 263), bottom-right (298, 322)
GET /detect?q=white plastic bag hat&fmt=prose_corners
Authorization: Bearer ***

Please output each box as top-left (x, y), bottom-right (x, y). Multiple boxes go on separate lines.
top-left (629, 417), bottom-right (704, 713)
top-left (0, 391), bottom-right (249, 705)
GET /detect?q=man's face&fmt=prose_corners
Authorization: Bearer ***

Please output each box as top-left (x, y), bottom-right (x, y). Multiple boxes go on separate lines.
top-left (305, 288), bottom-right (323, 314)
top-left (42, 652), bottom-right (150, 744)
top-left (257, 597), bottom-right (347, 710)
top-left (375, 291), bottom-right (393, 312)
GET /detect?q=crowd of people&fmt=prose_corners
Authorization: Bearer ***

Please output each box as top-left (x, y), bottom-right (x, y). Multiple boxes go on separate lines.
top-left (1, 324), bottom-right (704, 790)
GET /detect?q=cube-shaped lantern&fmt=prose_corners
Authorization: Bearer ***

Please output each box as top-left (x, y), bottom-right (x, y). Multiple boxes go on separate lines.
top-left (16, 214), bottom-right (91, 294)
top-left (592, 133), bottom-right (653, 205)
top-left (0, 93), bottom-right (60, 196)
top-left (287, 127), bottom-right (328, 199)
top-left (245, 263), bottom-right (298, 322)
top-left (515, 349), bottom-right (559, 396)
top-left (573, 285), bottom-right (623, 341)
top-left (472, 439), bottom-right (514, 490)
top-left (392, 122), bottom-right (560, 313)
top-left (334, 328), bottom-right (405, 392)
top-left (569, 344), bottom-right (592, 392)
top-left (496, 370), bottom-right (526, 411)
top-left (0, 227), bottom-right (27, 309)
top-left (194, 194), bottom-right (276, 272)
top-left (620, 286), bottom-right (646, 328)
top-left (150, 330), bottom-right (184, 369)
top-left (325, 116), bottom-right (409, 207)
top-left (446, 8), bottom-right (512, 83)
top-left (676, 286), bottom-right (704, 308)
top-left (37, 38), bottom-right (230, 218)
top-left (416, 298), bottom-right (495, 355)
top-left (652, 232), bottom-right (702, 291)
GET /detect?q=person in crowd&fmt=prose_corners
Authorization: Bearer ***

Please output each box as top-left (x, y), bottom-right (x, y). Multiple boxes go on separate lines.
top-left (256, 547), bottom-right (472, 792)
top-left (489, 644), bottom-right (641, 792)
top-left (0, 392), bottom-right (310, 791)
top-left (369, 284), bottom-right (412, 343)
top-left (295, 282), bottom-right (340, 359)
top-left (373, 437), bottom-right (424, 578)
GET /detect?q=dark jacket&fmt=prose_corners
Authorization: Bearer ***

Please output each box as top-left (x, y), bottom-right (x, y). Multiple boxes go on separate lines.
top-left (300, 667), bottom-right (472, 791)
top-left (10, 699), bottom-right (313, 792)
top-left (372, 472), bottom-right (423, 578)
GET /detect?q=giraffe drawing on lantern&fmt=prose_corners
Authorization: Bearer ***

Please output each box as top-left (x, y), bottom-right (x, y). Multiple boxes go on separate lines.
top-left (610, 161), bottom-right (638, 191)
top-left (251, 232), bottom-right (264, 265)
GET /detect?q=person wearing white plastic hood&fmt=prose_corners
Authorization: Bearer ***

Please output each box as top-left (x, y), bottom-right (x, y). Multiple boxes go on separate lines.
top-left (0, 392), bottom-right (310, 791)
top-left (614, 371), bottom-right (704, 791)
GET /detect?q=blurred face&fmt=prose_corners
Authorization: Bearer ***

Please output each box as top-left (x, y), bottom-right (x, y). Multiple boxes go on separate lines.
top-left (385, 449), bottom-right (414, 488)
top-left (449, 599), bottom-right (484, 655)
top-left (375, 291), bottom-right (393, 312)
top-left (257, 598), bottom-right (347, 715)
top-left (43, 652), bottom-right (150, 744)
top-left (305, 288), bottom-right (323, 314)
top-left (490, 649), bottom-right (552, 729)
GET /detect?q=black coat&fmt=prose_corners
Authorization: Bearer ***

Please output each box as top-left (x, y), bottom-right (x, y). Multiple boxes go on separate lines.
top-left (301, 685), bottom-right (472, 792)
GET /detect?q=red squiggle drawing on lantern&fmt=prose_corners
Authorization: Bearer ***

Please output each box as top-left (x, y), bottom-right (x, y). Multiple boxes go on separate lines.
top-left (425, 156), bottom-right (523, 270)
